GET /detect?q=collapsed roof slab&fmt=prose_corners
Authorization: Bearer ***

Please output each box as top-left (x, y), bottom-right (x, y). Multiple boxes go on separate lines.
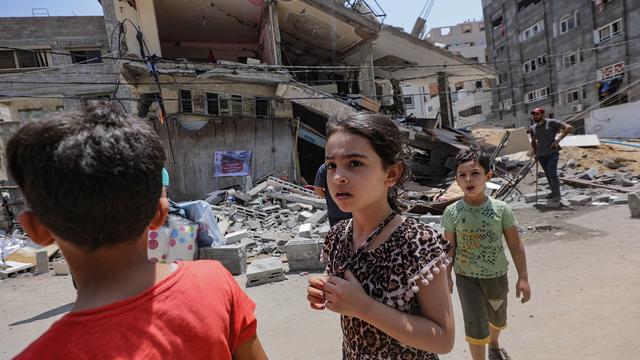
top-left (276, 81), bottom-right (356, 117)
top-left (356, 26), bottom-right (496, 84)
top-left (277, 0), bottom-right (380, 58)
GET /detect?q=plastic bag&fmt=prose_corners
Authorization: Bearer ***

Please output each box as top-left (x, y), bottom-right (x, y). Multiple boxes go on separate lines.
top-left (172, 200), bottom-right (224, 247)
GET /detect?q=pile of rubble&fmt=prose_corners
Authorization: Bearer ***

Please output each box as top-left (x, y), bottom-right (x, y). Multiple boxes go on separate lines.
top-left (198, 177), bottom-right (331, 286)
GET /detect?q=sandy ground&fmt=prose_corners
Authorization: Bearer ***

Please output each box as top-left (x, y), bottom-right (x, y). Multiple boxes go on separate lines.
top-left (1, 205), bottom-right (639, 359)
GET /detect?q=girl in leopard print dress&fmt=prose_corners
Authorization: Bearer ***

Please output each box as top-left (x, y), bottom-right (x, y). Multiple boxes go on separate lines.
top-left (307, 113), bottom-right (454, 359)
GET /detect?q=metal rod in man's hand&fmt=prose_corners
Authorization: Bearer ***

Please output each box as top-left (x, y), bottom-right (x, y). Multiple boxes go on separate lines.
top-left (535, 160), bottom-right (539, 202)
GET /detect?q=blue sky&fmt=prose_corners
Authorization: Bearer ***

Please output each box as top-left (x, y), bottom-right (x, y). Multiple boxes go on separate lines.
top-left (0, 0), bottom-right (484, 32)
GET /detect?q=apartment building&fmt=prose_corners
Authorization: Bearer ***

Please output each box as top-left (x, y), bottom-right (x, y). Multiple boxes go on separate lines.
top-left (483, 0), bottom-right (640, 128)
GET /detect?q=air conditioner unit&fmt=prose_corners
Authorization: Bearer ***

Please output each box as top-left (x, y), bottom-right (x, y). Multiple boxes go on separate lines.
top-left (571, 104), bottom-right (583, 113)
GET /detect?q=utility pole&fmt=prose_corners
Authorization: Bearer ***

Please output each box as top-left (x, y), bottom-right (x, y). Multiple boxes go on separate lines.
top-left (437, 71), bottom-right (453, 128)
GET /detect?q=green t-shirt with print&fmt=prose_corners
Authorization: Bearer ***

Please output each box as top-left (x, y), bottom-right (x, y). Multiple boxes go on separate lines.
top-left (442, 197), bottom-right (517, 279)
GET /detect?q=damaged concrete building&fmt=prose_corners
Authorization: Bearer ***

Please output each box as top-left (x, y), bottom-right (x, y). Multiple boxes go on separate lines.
top-left (1, 0), bottom-right (494, 201)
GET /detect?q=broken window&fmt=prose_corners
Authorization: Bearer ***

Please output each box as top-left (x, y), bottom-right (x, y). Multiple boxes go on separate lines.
top-left (492, 15), bottom-right (505, 35)
top-left (0, 51), bottom-right (15, 69)
top-left (523, 55), bottom-right (547, 73)
top-left (462, 24), bottom-right (473, 33)
top-left (519, 21), bottom-right (544, 42)
top-left (441, 27), bottom-right (451, 36)
top-left (255, 97), bottom-right (270, 118)
top-left (0, 49), bottom-right (51, 69)
top-left (525, 86), bottom-right (550, 103)
top-left (517, 0), bottom-right (541, 12)
top-left (70, 50), bottom-right (103, 64)
top-left (230, 95), bottom-right (243, 117)
top-left (180, 90), bottom-right (193, 113)
top-left (404, 96), bottom-right (415, 109)
top-left (206, 93), bottom-right (219, 115)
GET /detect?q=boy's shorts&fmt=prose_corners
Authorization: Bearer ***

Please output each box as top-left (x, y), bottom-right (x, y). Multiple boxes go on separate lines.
top-left (456, 273), bottom-right (509, 345)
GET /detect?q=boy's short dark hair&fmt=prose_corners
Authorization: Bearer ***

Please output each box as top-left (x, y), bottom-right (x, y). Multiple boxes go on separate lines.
top-left (454, 150), bottom-right (491, 174)
top-left (7, 100), bottom-right (165, 250)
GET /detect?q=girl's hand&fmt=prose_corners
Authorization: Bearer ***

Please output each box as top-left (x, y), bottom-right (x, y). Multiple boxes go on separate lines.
top-left (307, 276), bottom-right (327, 310)
top-left (323, 270), bottom-right (373, 318)
top-left (516, 277), bottom-right (531, 303)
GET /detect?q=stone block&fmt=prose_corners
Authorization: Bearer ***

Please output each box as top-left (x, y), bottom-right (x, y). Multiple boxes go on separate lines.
top-left (246, 221), bottom-right (261, 230)
top-left (35, 250), bottom-right (49, 275)
top-left (199, 244), bottom-right (247, 275)
top-left (578, 168), bottom-right (599, 180)
top-left (629, 192), bottom-right (640, 218)
top-left (524, 192), bottom-right (550, 203)
top-left (287, 203), bottom-right (302, 211)
top-left (568, 196), bottom-right (592, 206)
top-left (225, 229), bottom-right (249, 244)
top-left (298, 211), bottom-right (313, 221)
top-left (285, 238), bottom-right (325, 272)
top-left (246, 257), bottom-right (286, 287)
top-left (306, 210), bottom-right (328, 225)
top-left (611, 196), bottom-right (628, 205)
top-left (317, 224), bottom-right (330, 238)
top-left (299, 223), bottom-right (312, 238)
top-left (52, 261), bottom-right (70, 275)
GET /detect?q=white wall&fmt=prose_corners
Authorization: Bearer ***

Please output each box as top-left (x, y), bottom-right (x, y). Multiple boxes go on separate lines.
top-left (585, 100), bottom-right (640, 139)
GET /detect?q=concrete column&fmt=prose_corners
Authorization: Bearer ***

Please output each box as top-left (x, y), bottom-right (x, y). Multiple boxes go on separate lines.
top-left (358, 42), bottom-right (376, 98)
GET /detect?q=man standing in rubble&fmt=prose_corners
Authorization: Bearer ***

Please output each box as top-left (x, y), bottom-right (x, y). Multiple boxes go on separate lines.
top-left (314, 163), bottom-right (351, 227)
top-left (529, 108), bottom-right (573, 202)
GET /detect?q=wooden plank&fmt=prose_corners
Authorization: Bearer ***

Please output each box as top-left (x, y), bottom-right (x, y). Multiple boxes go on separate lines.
top-left (7, 243), bottom-right (59, 265)
top-left (560, 177), bottom-right (633, 193)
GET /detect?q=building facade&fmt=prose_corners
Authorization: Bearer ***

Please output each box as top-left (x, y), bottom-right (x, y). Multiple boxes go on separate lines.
top-left (482, 0), bottom-right (640, 128)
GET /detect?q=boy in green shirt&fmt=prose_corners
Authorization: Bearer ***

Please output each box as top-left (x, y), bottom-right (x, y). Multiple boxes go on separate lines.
top-left (443, 150), bottom-right (531, 360)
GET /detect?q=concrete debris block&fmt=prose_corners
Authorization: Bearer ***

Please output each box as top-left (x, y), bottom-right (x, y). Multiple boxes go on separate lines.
top-left (35, 250), bottom-right (49, 275)
top-left (299, 223), bottom-right (313, 238)
top-left (287, 203), bottom-right (302, 211)
top-left (317, 224), bottom-right (331, 238)
top-left (534, 224), bottom-right (554, 231)
top-left (269, 192), bottom-right (326, 209)
top-left (235, 192), bottom-right (253, 202)
top-left (419, 214), bottom-right (442, 225)
top-left (263, 205), bottom-right (281, 213)
top-left (545, 198), bottom-right (562, 209)
top-left (566, 159), bottom-right (577, 168)
top-left (629, 192), bottom-right (640, 218)
top-left (279, 209), bottom-right (291, 215)
top-left (260, 231), bottom-right (278, 243)
top-left (240, 238), bottom-right (257, 251)
top-left (225, 229), bottom-right (249, 244)
top-left (285, 238), bottom-right (325, 272)
top-left (595, 195), bottom-right (612, 203)
top-left (258, 242), bottom-right (278, 255)
top-left (578, 168), bottom-right (599, 181)
top-left (567, 196), bottom-right (592, 206)
top-left (199, 244), bottom-right (247, 275)
top-left (52, 261), bottom-right (70, 275)
top-left (247, 181), bottom-right (268, 197)
top-left (246, 221), bottom-right (261, 230)
top-left (298, 211), bottom-right (314, 221)
top-left (525, 192), bottom-right (550, 203)
top-left (611, 196), bottom-right (629, 205)
top-left (299, 204), bottom-right (314, 211)
top-left (246, 257), bottom-right (286, 287)
top-left (232, 213), bottom-right (246, 222)
top-left (306, 210), bottom-right (328, 225)
top-left (287, 218), bottom-right (299, 228)
top-left (229, 222), bottom-right (244, 233)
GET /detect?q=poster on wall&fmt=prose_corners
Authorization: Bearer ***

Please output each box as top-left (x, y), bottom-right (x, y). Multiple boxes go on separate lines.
top-left (214, 150), bottom-right (252, 177)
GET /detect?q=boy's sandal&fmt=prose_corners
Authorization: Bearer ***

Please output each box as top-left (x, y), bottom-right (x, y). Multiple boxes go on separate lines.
top-left (489, 348), bottom-right (511, 360)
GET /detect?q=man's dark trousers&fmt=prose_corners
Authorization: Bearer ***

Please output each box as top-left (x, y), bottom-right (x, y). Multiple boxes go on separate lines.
top-left (538, 152), bottom-right (561, 199)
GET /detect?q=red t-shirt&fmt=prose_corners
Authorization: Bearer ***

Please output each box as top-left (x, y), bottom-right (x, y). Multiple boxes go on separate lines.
top-left (14, 261), bottom-right (257, 359)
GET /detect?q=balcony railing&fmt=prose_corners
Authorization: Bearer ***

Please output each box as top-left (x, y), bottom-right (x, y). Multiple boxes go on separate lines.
top-left (340, 0), bottom-right (387, 23)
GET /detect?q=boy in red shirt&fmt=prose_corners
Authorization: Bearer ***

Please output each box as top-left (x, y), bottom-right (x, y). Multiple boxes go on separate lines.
top-left (8, 101), bottom-right (267, 360)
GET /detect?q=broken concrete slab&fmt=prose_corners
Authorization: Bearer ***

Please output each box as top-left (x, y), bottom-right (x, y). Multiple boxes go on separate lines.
top-left (246, 257), bottom-right (286, 287)
top-left (247, 181), bottom-right (268, 197)
top-left (317, 224), bottom-right (330, 238)
top-left (268, 192), bottom-right (327, 209)
top-left (285, 238), bottom-right (325, 272)
top-left (199, 244), bottom-right (247, 275)
top-left (525, 192), bottom-right (551, 203)
top-left (306, 210), bottom-right (328, 225)
top-left (567, 196), bottom-right (593, 206)
top-left (629, 192), bottom-right (640, 218)
top-left (287, 203), bottom-right (302, 211)
top-left (298, 211), bottom-right (314, 221)
top-left (578, 168), bottom-right (599, 181)
top-left (298, 223), bottom-right (313, 238)
top-left (225, 229), bottom-right (249, 244)
top-left (246, 221), bottom-right (261, 231)
top-left (611, 195), bottom-right (629, 205)
top-left (35, 250), bottom-right (49, 275)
